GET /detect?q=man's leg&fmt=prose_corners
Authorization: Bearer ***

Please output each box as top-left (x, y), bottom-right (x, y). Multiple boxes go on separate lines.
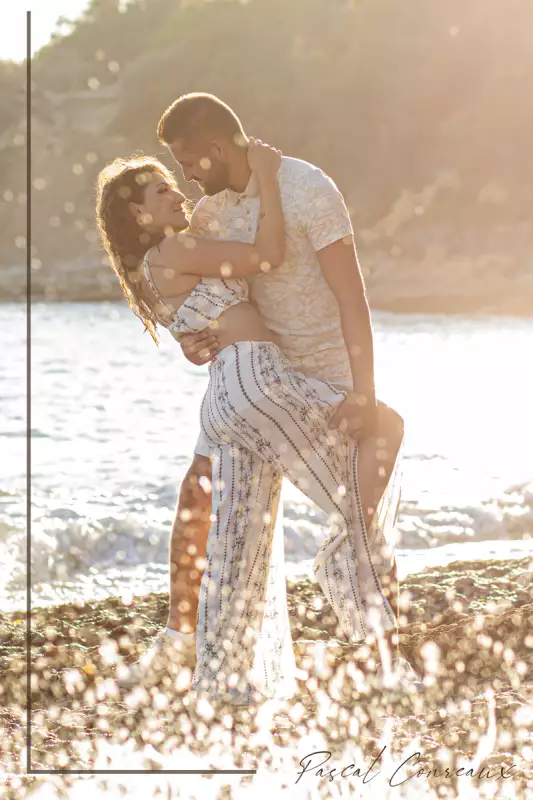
top-left (117, 454), bottom-right (212, 687)
top-left (167, 455), bottom-right (212, 635)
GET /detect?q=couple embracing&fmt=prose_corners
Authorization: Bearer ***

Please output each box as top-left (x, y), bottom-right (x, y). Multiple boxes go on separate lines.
top-left (96, 92), bottom-right (422, 706)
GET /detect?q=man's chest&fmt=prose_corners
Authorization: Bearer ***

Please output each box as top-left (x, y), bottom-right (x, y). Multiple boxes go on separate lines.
top-left (216, 200), bottom-right (258, 242)
top-left (206, 193), bottom-right (303, 245)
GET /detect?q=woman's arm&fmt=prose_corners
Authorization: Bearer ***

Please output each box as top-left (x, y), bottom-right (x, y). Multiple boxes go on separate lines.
top-left (250, 138), bottom-right (285, 268)
top-left (147, 139), bottom-right (285, 295)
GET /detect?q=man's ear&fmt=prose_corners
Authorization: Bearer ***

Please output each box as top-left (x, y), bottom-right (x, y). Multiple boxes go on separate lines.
top-left (209, 139), bottom-right (228, 161)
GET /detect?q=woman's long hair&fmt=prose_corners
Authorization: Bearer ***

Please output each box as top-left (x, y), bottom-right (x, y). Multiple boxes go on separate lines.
top-left (95, 155), bottom-right (179, 344)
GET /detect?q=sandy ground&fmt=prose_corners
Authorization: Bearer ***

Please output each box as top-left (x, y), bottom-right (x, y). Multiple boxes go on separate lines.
top-left (1, 555), bottom-right (532, 798)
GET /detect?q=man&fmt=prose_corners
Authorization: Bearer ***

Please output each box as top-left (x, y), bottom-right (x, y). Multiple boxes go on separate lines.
top-left (127, 93), bottom-right (418, 696)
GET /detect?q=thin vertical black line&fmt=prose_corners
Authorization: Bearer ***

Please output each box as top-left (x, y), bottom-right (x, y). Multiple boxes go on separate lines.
top-left (20, 11), bottom-right (257, 776)
top-left (26, 9), bottom-right (32, 775)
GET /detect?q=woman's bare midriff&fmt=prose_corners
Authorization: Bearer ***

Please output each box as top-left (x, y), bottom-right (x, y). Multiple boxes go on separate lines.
top-left (142, 272), bottom-right (280, 350)
top-left (205, 301), bottom-right (281, 351)
top-left (142, 274), bottom-right (280, 350)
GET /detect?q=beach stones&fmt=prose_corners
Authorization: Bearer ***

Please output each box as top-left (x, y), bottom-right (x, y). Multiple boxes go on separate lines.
top-left (516, 571), bottom-right (533, 589)
top-left (454, 576), bottom-right (476, 597)
top-left (296, 626), bottom-right (329, 641)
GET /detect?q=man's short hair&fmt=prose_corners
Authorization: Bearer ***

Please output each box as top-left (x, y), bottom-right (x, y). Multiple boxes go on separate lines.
top-left (157, 92), bottom-right (245, 147)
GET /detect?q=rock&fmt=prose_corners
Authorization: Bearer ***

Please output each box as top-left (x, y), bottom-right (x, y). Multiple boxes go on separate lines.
top-left (297, 626), bottom-right (329, 641)
top-left (454, 576), bottom-right (476, 597)
top-left (516, 571), bottom-right (533, 588)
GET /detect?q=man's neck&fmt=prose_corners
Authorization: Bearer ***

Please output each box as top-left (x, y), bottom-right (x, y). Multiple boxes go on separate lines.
top-left (227, 149), bottom-right (252, 194)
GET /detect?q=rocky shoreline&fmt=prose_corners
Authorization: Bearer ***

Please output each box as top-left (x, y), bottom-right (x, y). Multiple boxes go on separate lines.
top-left (3, 251), bottom-right (533, 317)
top-left (1, 555), bottom-right (532, 798)
top-left (3, 0), bottom-right (533, 329)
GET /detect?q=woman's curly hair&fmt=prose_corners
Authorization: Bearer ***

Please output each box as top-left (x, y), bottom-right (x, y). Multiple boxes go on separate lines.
top-left (95, 155), bottom-right (180, 344)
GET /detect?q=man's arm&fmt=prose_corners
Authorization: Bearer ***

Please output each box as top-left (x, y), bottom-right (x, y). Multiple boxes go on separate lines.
top-left (300, 167), bottom-right (377, 437)
top-left (317, 236), bottom-right (375, 398)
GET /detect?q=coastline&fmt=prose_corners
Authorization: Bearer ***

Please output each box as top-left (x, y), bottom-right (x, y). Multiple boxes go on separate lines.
top-left (2, 259), bottom-right (533, 317)
top-left (1, 554), bottom-right (532, 796)
top-left (2, 292), bottom-right (533, 318)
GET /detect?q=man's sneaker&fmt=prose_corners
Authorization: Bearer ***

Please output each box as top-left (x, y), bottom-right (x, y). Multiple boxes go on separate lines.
top-left (117, 628), bottom-right (196, 690)
top-left (373, 657), bottom-right (425, 698)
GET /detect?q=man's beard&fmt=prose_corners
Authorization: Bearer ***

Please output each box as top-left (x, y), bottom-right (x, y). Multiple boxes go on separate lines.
top-left (201, 162), bottom-right (230, 196)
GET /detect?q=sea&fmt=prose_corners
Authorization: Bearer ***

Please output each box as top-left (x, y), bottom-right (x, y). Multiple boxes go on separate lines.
top-left (1, 302), bottom-right (531, 612)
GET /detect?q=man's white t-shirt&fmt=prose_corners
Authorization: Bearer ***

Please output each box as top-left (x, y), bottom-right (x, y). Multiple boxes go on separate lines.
top-left (188, 156), bottom-right (355, 456)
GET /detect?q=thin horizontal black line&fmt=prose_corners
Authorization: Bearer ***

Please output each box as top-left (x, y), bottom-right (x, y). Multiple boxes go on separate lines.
top-left (28, 770), bottom-right (257, 775)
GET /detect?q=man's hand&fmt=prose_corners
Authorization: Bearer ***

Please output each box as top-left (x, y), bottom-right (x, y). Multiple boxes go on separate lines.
top-left (180, 330), bottom-right (220, 366)
top-left (328, 391), bottom-right (378, 441)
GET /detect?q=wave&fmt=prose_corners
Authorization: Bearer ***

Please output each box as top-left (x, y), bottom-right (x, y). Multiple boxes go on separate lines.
top-left (1, 480), bottom-right (532, 602)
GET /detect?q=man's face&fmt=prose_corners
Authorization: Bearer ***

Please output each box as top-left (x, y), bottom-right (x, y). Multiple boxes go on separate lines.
top-left (169, 138), bottom-right (230, 196)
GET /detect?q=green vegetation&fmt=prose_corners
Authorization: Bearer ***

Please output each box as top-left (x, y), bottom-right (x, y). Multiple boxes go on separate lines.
top-left (1, 0), bottom-right (531, 309)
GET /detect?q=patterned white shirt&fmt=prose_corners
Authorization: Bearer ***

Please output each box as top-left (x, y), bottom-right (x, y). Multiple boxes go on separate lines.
top-left (189, 156), bottom-right (354, 387)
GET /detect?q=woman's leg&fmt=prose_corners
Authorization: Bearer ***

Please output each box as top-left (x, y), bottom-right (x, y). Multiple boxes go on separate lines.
top-left (201, 343), bottom-right (402, 647)
top-left (355, 402), bottom-right (404, 638)
top-left (167, 410), bottom-right (401, 641)
top-left (193, 441), bottom-right (296, 703)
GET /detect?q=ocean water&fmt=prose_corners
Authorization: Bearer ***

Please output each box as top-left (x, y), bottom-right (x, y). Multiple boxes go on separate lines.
top-left (1, 302), bottom-right (532, 611)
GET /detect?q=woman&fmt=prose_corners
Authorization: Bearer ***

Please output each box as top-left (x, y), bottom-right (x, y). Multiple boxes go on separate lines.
top-left (95, 141), bottom-right (418, 705)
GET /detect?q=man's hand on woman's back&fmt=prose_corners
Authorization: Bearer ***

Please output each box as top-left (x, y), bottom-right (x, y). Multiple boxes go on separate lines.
top-left (180, 329), bottom-right (220, 366)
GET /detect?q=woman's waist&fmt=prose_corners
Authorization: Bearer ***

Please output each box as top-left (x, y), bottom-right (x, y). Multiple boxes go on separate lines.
top-left (211, 303), bottom-right (279, 351)
top-left (209, 339), bottom-right (283, 371)
top-left (167, 285), bottom-right (250, 336)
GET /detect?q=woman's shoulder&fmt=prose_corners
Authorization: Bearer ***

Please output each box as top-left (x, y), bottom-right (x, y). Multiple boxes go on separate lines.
top-left (152, 233), bottom-right (197, 267)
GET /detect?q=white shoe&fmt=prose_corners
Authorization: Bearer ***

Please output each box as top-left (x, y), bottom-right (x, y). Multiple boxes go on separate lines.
top-left (374, 657), bottom-right (425, 697)
top-left (187, 680), bottom-right (270, 711)
top-left (117, 628), bottom-right (196, 690)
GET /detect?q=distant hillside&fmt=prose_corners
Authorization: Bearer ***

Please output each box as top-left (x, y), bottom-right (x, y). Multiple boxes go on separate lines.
top-left (2, 0), bottom-right (532, 313)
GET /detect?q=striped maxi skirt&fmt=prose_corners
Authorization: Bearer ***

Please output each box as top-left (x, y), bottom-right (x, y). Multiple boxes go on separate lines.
top-left (194, 340), bottom-right (403, 704)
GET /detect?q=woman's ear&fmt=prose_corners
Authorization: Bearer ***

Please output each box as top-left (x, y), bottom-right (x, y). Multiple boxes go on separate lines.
top-left (128, 201), bottom-right (141, 220)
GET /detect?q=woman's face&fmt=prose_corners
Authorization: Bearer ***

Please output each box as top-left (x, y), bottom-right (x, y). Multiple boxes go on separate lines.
top-left (133, 171), bottom-right (188, 233)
